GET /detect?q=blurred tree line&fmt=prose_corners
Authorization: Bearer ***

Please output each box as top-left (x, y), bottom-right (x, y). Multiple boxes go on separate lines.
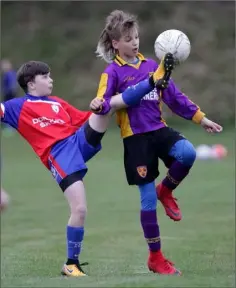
top-left (1, 1), bottom-right (235, 123)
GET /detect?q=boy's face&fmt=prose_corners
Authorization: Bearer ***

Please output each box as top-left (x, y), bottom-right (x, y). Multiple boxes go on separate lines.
top-left (28, 73), bottom-right (53, 96)
top-left (112, 27), bottom-right (139, 59)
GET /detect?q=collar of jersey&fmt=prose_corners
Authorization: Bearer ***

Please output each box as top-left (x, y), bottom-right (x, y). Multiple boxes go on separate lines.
top-left (114, 53), bottom-right (146, 67)
top-left (26, 94), bottom-right (49, 101)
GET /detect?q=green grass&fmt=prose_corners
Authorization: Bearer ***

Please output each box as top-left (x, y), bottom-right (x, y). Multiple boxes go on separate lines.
top-left (1, 126), bottom-right (235, 287)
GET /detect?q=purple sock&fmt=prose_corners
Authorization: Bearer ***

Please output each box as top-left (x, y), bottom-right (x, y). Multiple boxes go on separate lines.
top-left (162, 161), bottom-right (191, 190)
top-left (140, 210), bottom-right (161, 252)
top-left (67, 226), bottom-right (84, 262)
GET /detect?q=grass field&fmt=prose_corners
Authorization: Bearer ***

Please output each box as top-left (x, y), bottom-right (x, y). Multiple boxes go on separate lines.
top-left (1, 125), bottom-right (235, 287)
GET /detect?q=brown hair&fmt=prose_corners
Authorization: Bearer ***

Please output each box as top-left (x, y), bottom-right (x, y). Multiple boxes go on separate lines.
top-left (96, 10), bottom-right (139, 63)
top-left (17, 61), bottom-right (50, 92)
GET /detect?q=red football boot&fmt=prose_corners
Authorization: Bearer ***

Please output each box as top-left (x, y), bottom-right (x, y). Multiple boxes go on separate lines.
top-left (156, 183), bottom-right (182, 221)
top-left (148, 250), bottom-right (181, 275)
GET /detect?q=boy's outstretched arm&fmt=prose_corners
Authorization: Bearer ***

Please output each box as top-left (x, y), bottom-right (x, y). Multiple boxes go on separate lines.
top-left (161, 80), bottom-right (222, 133)
top-left (90, 53), bottom-right (174, 114)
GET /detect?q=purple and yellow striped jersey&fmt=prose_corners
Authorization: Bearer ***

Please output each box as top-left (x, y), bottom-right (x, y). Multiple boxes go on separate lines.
top-left (96, 53), bottom-right (205, 138)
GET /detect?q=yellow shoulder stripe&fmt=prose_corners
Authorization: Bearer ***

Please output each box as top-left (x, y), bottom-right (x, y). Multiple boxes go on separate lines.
top-left (97, 73), bottom-right (108, 99)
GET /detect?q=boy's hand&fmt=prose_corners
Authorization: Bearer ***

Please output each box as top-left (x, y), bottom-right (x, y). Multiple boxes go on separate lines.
top-left (90, 98), bottom-right (103, 112)
top-left (201, 117), bottom-right (223, 133)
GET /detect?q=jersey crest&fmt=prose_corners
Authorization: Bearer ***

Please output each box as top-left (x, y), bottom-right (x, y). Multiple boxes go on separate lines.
top-left (51, 104), bottom-right (59, 113)
top-left (137, 166), bottom-right (147, 178)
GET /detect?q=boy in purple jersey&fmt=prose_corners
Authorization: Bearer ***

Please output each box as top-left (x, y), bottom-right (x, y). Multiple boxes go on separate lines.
top-left (95, 10), bottom-right (223, 275)
top-left (1, 58), bottom-right (174, 277)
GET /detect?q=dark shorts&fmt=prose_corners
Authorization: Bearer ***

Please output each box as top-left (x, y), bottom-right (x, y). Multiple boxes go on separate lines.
top-left (123, 127), bottom-right (185, 185)
top-left (48, 122), bottom-right (104, 192)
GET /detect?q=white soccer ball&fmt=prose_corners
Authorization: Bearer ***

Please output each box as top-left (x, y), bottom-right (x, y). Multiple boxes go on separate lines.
top-left (154, 29), bottom-right (191, 63)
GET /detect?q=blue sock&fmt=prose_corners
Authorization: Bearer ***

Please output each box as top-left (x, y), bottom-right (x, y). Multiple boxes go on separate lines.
top-left (138, 182), bottom-right (161, 252)
top-left (138, 181), bottom-right (157, 211)
top-left (67, 226), bottom-right (84, 264)
top-left (122, 79), bottom-right (154, 106)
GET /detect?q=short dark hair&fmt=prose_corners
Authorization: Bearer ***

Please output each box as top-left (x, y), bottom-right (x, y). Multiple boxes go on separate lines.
top-left (17, 61), bottom-right (50, 92)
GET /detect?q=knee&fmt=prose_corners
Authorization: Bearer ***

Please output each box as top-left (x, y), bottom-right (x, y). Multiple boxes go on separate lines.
top-left (180, 140), bottom-right (196, 166)
top-left (183, 141), bottom-right (196, 166)
top-left (71, 204), bottom-right (87, 221)
top-left (171, 139), bottom-right (196, 166)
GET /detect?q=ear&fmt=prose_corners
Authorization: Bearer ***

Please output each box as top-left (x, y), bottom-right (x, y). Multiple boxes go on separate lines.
top-left (112, 39), bottom-right (119, 50)
top-left (28, 81), bottom-right (35, 91)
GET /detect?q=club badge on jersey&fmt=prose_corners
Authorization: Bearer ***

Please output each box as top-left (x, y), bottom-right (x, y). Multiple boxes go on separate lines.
top-left (52, 104), bottom-right (60, 113)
